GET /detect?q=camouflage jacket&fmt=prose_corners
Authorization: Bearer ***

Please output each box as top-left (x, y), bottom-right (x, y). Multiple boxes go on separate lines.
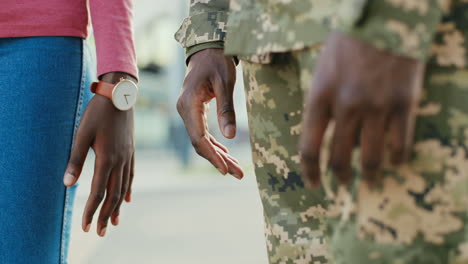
top-left (175, 0), bottom-right (451, 62)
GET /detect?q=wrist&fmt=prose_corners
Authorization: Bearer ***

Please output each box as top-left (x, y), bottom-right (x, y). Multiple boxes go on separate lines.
top-left (92, 74), bottom-right (139, 111)
top-left (189, 49), bottom-right (236, 70)
top-left (186, 42), bottom-right (225, 65)
top-left (100, 72), bottom-right (138, 84)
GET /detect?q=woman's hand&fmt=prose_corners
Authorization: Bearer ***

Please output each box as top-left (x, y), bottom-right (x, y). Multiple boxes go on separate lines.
top-left (63, 72), bottom-right (136, 237)
top-left (177, 49), bottom-right (244, 179)
top-left (300, 32), bottom-right (424, 187)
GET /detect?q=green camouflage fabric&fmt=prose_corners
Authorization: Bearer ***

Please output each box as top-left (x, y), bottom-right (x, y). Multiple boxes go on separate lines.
top-left (175, 0), bottom-right (229, 58)
top-left (346, 0), bottom-right (451, 60)
top-left (241, 46), bottom-right (332, 264)
top-left (176, 0), bottom-right (451, 61)
top-left (242, 5), bottom-right (468, 260)
top-left (175, 0), bottom-right (340, 58)
top-left (325, 2), bottom-right (468, 263)
top-left (175, 0), bottom-right (468, 263)
top-left (224, 0), bottom-right (341, 56)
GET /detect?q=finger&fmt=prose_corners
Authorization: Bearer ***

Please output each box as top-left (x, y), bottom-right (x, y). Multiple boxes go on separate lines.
top-left (196, 136), bottom-right (230, 175)
top-left (328, 114), bottom-right (360, 185)
top-left (178, 94), bottom-right (228, 174)
top-left (82, 159), bottom-right (111, 233)
top-left (213, 76), bottom-right (236, 139)
top-left (225, 152), bottom-right (240, 165)
top-left (388, 106), bottom-right (416, 165)
top-left (214, 144), bottom-right (239, 165)
top-left (97, 166), bottom-right (123, 237)
top-left (125, 154), bottom-right (135, 203)
top-left (217, 150), bottom-right (244, 179)
top-left (226, 158), bottom-right (244, 179)
top-left (111, 162), bottom-right (130, 226)
top-left (210, 135), bottom-right (229, 153)
top-left (195, 136), bottom-right (228, 174)
top-left (360, 114), bottom-right (387, 184)
top-left (300, 96), bottom-right (330, 188)
top-left (63, 124), bottom-right (94, 187)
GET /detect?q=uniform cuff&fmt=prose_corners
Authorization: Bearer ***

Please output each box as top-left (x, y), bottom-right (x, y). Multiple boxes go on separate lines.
top-left (186, 41), bottom-right (225, 63)
top-left (185, 41), bottom-right (239, 66)
top-left (175, 11), bottom-right (228, 49)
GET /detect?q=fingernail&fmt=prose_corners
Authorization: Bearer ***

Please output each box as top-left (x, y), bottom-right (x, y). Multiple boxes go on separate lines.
top-left (224, 125), bottom-right (235, 138)
top-left (63, 172), bottom-right (75, 186)
top-left (114, 216), bottom-right (120, 226)
top-left (99, 227), bottom-right (107, 237)
top-left (217, 167), bottom-right (226, 175)
top-left (231, 173), bottom-right (242, 180)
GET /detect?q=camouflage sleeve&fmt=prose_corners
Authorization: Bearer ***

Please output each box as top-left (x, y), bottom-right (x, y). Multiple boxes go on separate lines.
top-left (341, 0), bottom-right (451, 61)
top-left (175, 0), bottom-right (229, 60)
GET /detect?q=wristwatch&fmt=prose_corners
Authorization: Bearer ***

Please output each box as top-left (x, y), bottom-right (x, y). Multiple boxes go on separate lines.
top-left (91, 78), bottom-right (138, 111)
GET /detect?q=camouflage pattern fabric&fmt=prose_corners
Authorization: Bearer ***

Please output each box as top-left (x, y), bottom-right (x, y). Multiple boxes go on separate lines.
top-left (175, 0), bottom-right (341, 58)
top-left (347, 0), bottom-right (450, 60)
top-left (176, 0), bottom-right (451, 60)
top-left (326, 2), bottom-right (468, 263)
top-left (175, 0), bottom-right (468, 263)
top-left (241, 46), bottom-right (332, 264)
top-left (242, 7), bottom-right (468, 259)
top-left (175, 0), bottom-right (229, 47)
top-left (175, 0), bottom-right (229, 58)
top-left (224, 0), bottom-right (341, 56)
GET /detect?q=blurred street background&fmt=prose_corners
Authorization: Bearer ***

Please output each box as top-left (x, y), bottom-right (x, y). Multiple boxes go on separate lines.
top-left (68, 0), bottom-right (268, 263)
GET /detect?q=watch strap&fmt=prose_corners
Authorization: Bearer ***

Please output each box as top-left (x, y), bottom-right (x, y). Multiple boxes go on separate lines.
top-left (91, 81), bottom-right (114, 99)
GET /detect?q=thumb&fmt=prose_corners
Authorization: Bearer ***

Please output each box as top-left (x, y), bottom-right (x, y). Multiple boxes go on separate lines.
top-left (214, 76), bottom-right (237, 139)
top-left (63, 127), bottom-right (93, 187)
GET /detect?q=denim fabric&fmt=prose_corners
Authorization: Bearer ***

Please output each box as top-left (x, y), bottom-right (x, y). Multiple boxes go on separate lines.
top-left (0, 37), bottom-right (94, 264)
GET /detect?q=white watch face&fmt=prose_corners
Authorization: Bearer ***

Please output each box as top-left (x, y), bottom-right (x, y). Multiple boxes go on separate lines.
top-left (111, 80), bottom-right (138, 111)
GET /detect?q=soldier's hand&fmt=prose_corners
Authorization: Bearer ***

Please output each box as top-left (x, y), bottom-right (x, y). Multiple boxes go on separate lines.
top-left (177, 48), bottom-right (244, 179)
top-left (300, 32), bottom-right (424, 187)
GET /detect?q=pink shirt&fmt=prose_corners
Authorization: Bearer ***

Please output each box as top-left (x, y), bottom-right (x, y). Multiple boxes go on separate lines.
top-left (1, 0), bottom-right (138, 79)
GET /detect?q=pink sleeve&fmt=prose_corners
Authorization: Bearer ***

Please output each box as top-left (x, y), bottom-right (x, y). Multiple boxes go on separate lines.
top-left (89, 0), bottom-right (138, 80)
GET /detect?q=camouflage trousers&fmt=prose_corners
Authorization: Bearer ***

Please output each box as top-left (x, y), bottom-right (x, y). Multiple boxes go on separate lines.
top-left (241, 16), bottom-right (468, 264)
top-left (241, 47), bottom-right (331, 264)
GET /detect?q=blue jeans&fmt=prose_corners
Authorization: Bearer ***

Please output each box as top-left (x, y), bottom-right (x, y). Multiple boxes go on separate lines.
top-left (0, 37), bottom-right (94, 264)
